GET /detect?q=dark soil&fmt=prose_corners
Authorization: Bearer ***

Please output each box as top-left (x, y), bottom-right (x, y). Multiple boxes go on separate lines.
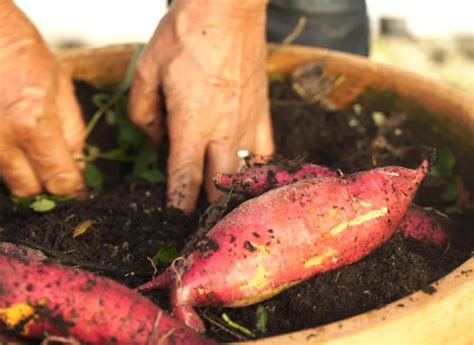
top-left (0, 80), bottom-right (473, 343)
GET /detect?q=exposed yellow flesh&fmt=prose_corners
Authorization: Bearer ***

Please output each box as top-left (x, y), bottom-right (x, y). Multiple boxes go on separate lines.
top-left (330, 207), bottom-right (388, 236)
top-left (304, 247), bottom-right (339, 268)
top-left (0, 303), bottom-right (35, 331)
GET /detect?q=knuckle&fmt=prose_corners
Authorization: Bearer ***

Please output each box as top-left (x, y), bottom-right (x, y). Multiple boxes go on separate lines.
top-left (11, 112), bottom-right (42, 137)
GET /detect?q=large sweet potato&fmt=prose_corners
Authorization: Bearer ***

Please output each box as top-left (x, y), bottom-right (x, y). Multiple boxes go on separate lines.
top-left (139, 157), bottom-right (432, 332)
top-left (0, 252), bottom-right (215, 345)
top-left (214, 161), bottom-right (448, 247)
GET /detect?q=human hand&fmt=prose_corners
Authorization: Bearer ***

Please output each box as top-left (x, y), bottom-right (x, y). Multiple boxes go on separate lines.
top-left (129, 0), bottom-right (274, 213)
top-left (0, 1), bottom-right (86, 197)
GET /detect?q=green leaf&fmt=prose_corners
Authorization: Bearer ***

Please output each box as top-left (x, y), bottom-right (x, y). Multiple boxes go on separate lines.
top-left (105, 109), bottom-right (117, 125)
top-left (152, 245), bottom-right (179, 265)
top-left (222, 313), bottom-right (255, 338)
top-left (11, 194), bottom-right (72, 210)
top-left (137, 169), bottom-right (165, 184)
top-left (116, 117), bottom-right (146, 149)
top-left (133, 146), bottom-right (165, 184)
top-left (91, 93), bottom-right (110, 108)
top-left (256, 306), bottom-right (268, 334)
top-left (30, 198), bottom-right (56, 212)
top-left (430, 147), bottom-right (456, 179)
top-left (11, 195), bottom-right (35, 207)
top-left (84, 162), bottom-right (104, 191)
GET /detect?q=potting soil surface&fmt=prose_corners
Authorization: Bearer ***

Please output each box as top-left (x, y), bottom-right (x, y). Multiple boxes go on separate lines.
top-left (0, 80), bottom-right (473, 343)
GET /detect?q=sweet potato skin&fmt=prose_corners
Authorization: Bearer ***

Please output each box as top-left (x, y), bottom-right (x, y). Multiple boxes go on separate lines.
top-left (0, 254), bottom-right (215, 345)
top-left (214, 163), bottom-right (338, 196)
top-left (398, 207), bottom-right (448, 246)
top-left (214, 161), bottom-right (448, 246)
top-left (141, 160), bottom-right (430, 331)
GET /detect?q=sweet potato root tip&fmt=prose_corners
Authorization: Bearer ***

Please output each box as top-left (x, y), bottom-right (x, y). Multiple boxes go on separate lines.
top-left (137, 268), bottom-right (174, 292)
top-left (0, 254), bottom-right (215, 344)
top-left (420, 146), bottom-right (437, 167)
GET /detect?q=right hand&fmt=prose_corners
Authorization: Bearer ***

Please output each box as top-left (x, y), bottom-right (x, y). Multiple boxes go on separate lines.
top-left (129, 0), bottom-right (274, 213)
top-left (0, 1), bottom-right (86, 197)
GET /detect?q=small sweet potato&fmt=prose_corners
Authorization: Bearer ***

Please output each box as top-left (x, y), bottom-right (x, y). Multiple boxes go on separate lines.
top-left (0, 252), bottom-right (215, 345)
top-left (398, 206), bottom-right (448, 246)
top-left (139, 156), bottom-right (432, 332)
top-left (214, 162), bottom-right (338, 196)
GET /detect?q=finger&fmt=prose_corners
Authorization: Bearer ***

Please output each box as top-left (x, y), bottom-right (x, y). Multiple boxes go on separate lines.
top-left (0, 143), bottom-right (41, 197)
top-left (129, 54), bottom-right (165, 146)
top-left (166, 130), bottom-right (207, 214)
top-left (254, 109), bottom-right (275, 160)
top-left (13, 106), bottom-right (85, 196)
top-left (55, 71), bottom-right (86, 165)
top-left (205, 140), bottom-right (240, 203)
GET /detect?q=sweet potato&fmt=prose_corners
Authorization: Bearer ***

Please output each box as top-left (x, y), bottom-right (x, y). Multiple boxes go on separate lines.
top-left (138, 156), bottom-right (432, 332)
top-left (398, 206), bottom-right (448, 246)
top-left (0, 252), bottom-right (215, 345)
top-left (214, 162), bottom-right (338, 196)
top-left (214, 161), bottom-right (448, 247)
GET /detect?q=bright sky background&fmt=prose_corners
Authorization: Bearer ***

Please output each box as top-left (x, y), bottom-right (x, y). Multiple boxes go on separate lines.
top-left (14, 0), bottom-right (474, 47)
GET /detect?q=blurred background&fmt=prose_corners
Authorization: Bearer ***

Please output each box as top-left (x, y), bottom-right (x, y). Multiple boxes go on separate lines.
top-left (15, 0), bottom-right (474, 94)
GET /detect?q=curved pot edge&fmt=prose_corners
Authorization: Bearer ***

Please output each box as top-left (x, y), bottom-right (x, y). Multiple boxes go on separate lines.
top-left (237, 258), bottom-right (474, 345)
top-left (58, 43), bottom-right (474, 345)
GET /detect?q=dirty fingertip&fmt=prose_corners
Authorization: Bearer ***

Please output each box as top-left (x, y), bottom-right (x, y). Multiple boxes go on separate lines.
top-left (166, 171), bottom-right (202, 214)
top-left (44, 171), bottom-right (86, 197)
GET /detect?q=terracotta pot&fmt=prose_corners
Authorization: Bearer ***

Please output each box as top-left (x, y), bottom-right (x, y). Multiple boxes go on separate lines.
top-left (58, 44), bottom-right (474, 345)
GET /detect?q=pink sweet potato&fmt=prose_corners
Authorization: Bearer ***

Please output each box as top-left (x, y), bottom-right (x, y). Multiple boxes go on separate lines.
top-left (213, 162), bottom-right (339, 196)
top-left (0, 253), bottom-right (215, 345)
top-left (139, 157), bottom-right (432, 332)
top-left (398, 206), bottom-right (448, 246)
top-left (214, 161), bottom-right (449, 247)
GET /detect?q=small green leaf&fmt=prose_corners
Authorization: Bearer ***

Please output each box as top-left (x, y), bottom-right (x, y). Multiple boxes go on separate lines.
top-left (152, 246), bottom-right (179, 265)
top-left (11, 196), bottom-right (34, 207)
top-left (222, 313), bottom-right (255, 338)
top-left (105, 109), bottom-right (117, 125)
top-left (91, 93), bottom-right (110, 108)
top-left (30, 198), bottom-right (56, 212)
top-left (84, 162), bottom-right (104, 191)
top-left (430, 147), bottom-right (456, 178)
top-left (11, 194), bottom-right (71, 209)
top-left (133, 146), bottom-right (165, 184)
top-left (256, 306), bottom-right (268, 334)
top-left (85, 144), bottom-right (101, 161)
top-left (138, 169), bottom-right (165, 184)
top-left (117, 117), bottom-right (146, 149)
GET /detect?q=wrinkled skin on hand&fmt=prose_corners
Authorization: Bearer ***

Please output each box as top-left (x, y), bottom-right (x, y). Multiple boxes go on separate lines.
top-left (129, 0), bottom-right (274, 213)
top-left (0, 0), bottom-right (85, 197)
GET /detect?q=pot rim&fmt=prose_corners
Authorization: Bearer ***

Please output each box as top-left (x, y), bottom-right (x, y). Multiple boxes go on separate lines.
top-left (58, 43), bottom-right (474, 344)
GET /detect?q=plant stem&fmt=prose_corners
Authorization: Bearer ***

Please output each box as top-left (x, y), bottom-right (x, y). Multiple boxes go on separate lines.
top-left (85, 44), bottom-right (145, 139)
